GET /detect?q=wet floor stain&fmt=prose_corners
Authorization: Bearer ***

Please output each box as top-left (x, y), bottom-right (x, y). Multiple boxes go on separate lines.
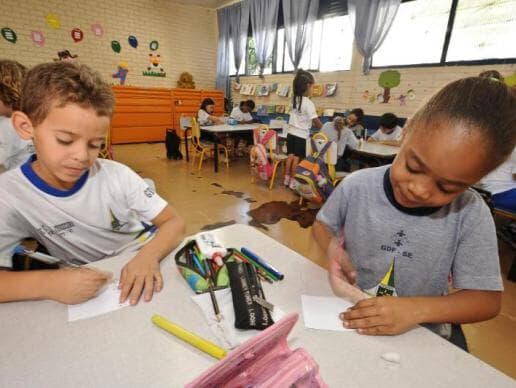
top-left (192, 190), bottom-right (197, 193)
top-left (244, 198), bottom-right (257, 203)
top-left (247, 200), bottom-right (318, 229)
top-left (211, 183), bottom-right (223, 188)
top-left (200, 220), bottom-right (237, 231)
top-left (222, 190), bottom-right (245, 199)
top-left (248, 219), bottom-right (270, 231)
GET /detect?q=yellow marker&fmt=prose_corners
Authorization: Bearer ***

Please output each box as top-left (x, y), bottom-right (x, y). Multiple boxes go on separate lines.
top-left (151, 314), bottom-right (227, 360)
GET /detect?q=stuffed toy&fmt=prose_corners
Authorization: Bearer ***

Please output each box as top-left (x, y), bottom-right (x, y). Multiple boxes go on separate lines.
top-left (177, 72), bottom-right (195, 89)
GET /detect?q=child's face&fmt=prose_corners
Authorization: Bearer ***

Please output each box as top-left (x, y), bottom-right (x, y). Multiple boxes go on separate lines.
top-left (390, 123), bottom-right (491, 208)
top-left (241, 105), bottom-right (250, 113)
top-left (380, 126), bottom-right (394, 134)
top-left (0, 99), bottom-right (12, 117)
top-left (206, 104), bottom-right (215, 114)
top-left (24, 104), bottom-right (109, 190)
top-left (346, 114), bottom-right (358, 127)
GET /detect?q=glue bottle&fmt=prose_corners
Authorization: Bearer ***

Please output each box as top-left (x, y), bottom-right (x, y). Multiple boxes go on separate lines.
top-left (195, 233), bottom-right (227, 267)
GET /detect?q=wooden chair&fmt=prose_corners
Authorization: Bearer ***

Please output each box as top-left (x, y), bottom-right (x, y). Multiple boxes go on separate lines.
top-left (251, 124), bottom-right (287, 190)
top-left (98, 130), bottom-right (113, 159)
top-left (190, 117), bottom-right (229, 171)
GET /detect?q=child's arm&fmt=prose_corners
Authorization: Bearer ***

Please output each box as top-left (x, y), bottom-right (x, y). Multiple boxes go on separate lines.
top-left (209, 115), bottom-right (223, 124)
top-left (312, 117), bottom-right (323, 129)
top-left (118, 205), bottom-right (185, 305)
top-left (312, 220), bottom-right (368, 302)
top-left (0, 267), bottom-right (111, 304)
top-left (341, 289), bottom-right (501, 335)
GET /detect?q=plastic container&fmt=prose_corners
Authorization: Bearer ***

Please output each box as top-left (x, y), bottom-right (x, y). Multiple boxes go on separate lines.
top-left (195, 233), bottom-right (227, 267)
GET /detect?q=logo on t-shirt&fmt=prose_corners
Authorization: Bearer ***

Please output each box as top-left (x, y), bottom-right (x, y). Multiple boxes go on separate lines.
top-left (144, 187), bottom-right (155, 198)
top-left (37, 221), bottom-right (75, 237)
top-left (110, 210), bottom-right (128, 231)
top-left (380, 230), bottom-right (413, 259)
top-left (364, 259), bottom-right (397, 297)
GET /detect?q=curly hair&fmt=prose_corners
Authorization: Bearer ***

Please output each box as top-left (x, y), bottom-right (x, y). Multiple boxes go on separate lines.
top-left (0, 60), bottom-right (27, 111)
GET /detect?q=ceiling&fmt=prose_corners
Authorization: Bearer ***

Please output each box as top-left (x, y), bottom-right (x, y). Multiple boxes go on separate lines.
top-left (168, 0), bottom-right (233, 9)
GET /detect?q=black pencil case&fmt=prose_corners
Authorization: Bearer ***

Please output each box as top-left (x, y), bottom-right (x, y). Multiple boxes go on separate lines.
top-left (227, 260), bottom-right (274, 330)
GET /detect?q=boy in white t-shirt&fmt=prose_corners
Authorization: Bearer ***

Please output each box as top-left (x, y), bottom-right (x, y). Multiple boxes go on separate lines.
top-left (0, 60), bottom-right (34, 171)
top-left (230, 100), bottom-right (255, 124)
top-left (284, 70), bottom-right (322, 189)
top-left (0, 62), bottom-right (185, 305)
top-left (368, 113), bottom-right (403, 146)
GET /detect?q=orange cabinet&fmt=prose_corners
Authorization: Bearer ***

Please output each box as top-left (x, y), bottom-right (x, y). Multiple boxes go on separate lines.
top-left (111, 86), bottom-right (225, 144)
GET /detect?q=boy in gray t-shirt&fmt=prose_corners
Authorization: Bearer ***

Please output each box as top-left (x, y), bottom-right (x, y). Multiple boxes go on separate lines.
top-left (312, 77), bottom-right (515, 347)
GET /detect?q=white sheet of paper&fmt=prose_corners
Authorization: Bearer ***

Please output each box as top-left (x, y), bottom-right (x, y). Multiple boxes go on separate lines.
top-left (301, 295), bottom-right (354, 332)
top-left (191, 289), bottom-right (285, 349)
top-left (68, 282), bottom-right (129, 322)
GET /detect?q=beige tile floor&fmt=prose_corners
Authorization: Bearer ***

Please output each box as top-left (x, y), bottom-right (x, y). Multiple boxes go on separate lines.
top-left (114, 142), bottom-right (516, 380)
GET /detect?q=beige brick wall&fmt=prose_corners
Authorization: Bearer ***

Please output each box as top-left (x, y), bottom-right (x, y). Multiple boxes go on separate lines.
top-left (0, 0), bottom-right (218, 89)
top-left (234, 46), bottom-right (516, 118)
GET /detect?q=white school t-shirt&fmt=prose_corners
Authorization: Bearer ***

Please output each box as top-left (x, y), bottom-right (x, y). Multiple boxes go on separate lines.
top-left (230, 107), bottom-right (253, 122)
top-left (288, 97), bottom-right (318, 139)
top-left (0, 116), bottom-right (34, 170)
top-left (0, 157), bottom-right (168, 267)
top-left (321, 121), bottom-right (359, 157)
top-left (370, 125), bottom-right (402, 142)
top-left (198, 109), bottom-right (212, 125)
top-left (481, 149), bottom-right (516, 195)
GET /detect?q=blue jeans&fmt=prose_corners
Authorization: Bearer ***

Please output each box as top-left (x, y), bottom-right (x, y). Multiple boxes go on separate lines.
top-left (492, 189), bottom-right (516, 213)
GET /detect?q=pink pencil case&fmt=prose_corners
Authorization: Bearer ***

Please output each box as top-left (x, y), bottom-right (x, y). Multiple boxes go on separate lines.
top-left (185, 313), bottom-right (328, 388)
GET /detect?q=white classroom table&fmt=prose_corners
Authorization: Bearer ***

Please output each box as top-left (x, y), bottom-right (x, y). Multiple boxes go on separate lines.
top-left (1, 224), bottom-right (514, 387)
top-left (198, 123), bottom-right (283, 172)
top-left (354, 142), bottom-right (400, 158)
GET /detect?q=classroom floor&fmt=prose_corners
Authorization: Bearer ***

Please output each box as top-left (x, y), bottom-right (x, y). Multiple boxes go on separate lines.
top-left (113, 142), bottom-right (516, 380)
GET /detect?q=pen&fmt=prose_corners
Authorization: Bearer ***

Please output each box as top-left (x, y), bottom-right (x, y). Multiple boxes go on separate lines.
top-left (192, 253), bottom-right (205, 276)
top-left (13, 245), bottom-right (81, 268)
top-left (233, 250), bottom-right (277, 282)
top-left (203, 259), bottom-right (222, 322)
top-left (151, 314), bottom-right (226, 360)
top-left (241, 247), bottom-right (284, 280)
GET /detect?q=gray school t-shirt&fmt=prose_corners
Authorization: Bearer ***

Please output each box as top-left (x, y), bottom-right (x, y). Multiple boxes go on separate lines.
top-left (317, 165), bottom-right (503, 303)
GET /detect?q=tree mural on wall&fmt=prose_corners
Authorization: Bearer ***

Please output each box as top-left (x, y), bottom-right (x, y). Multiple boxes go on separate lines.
top-left (378, 70), bottom-right (401, 103)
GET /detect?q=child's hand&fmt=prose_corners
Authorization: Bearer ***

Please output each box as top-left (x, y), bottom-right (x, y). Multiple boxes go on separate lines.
top-left (341, 296), bottom-right (420, 335)
top-left (118, 255), bottom-right (163, 305)
top-left (50, 268), bottom-right (112, 305)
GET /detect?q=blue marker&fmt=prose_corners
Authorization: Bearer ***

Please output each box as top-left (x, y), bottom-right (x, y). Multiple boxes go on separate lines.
top-left (240, 247), bottom-right (284, 280)
top-left (192, 253), bottom-right (206, 276)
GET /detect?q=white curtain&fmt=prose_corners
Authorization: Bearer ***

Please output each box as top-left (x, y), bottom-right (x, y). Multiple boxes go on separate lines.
top-left (348, 0), bottom-right (401, 74)
top-left (250, 0), bottom-right (280, 77)
top-left (282, 0), bottom-right (319, 70)
top-left (228, 1), bottom-right (250, 82)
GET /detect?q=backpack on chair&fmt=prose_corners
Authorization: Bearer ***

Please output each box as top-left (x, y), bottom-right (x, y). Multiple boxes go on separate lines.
top-left (165, 129), bottom-right (183, 160)
top-left (294, 136), bottom-right (334, 204)
top-left (250, 127), bottom-right (276, 181)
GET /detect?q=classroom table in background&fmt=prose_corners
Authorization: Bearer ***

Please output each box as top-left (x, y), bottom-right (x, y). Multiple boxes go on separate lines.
top-left (1, 224), bottom-right (513, 387)
top-left (350, 141), bottom-right (400, 166)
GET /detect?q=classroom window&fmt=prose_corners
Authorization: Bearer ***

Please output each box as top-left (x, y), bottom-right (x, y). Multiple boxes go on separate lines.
top-left (446, 0), bottom-right (516, 61)
top-left (372, 0), bottom-right (452, 67)
top-left (246, 36), bottom-right (273, 76)
top-left (228, 40), bottom-right (246, 76)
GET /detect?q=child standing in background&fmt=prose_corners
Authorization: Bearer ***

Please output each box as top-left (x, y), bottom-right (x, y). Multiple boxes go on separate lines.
top-left (368, 113), bottom-right (403, 146)
top-left (313, 77), bottom-right (516, 349)
top-left (321, 115), bottom-right (359, 171)
top-left (0, 60), bottom-right (34, 171)
top-left (284, 70), bottom-right (322, 190)
top-left (198, 98), bottom-right (223, 125)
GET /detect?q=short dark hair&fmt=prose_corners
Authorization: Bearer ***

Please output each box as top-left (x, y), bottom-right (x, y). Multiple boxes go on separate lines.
top-left (244, 99), bottom-right (255, 111)
top-left (478, 70), bottom-right (504, 82)
top-left (200, 98), bottom-right (215, 111)
top-left (409, 77), bottom-right (516, 168)
top-left (379, 113), bottom-right (398, 129)
top-left (350, 108), bottom-right (364, 122)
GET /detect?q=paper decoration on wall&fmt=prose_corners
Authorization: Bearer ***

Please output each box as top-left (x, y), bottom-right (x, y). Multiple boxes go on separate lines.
top-left (398, 95), bottom-right (406, 106)
top-left (30, 31), bottom-right (45, 46)
top-left (128, 35), bottom-right (138, 48)
top-left (143, 53), bottom-right (166, 77)
top-left (270, 83), bottom-right (278, 92)
top-left (362, 90), bottom-right (369, 101)
top-left (257, 85), bottom-right (269, 96)
top-left (267, 105), bottom-right (275, 114)
top-left (276, 84), bottom-right (289, 97)
top-left (111, 40), bottom-right (121, 53)
top-left (177, 72), bottom-right (195, 89)
top-left (91, 24), bottom-right (104, 38)
top-left (376, 94), bottom-right (385, 103)
top-left (275, 105), bottom-right (285, 114)
top-left (46, 13), bottom-right (61, 29)
top-left (113, 62), bottom-right (129, 85)
top-left (369, 94), bottom-right (376, 103)
top-left (378, 70), bottom-right (401, 104)
top-left (505, 73), bottom-right (516, 87)
top-left (233, 82), bottom-right (241, 91)
top-left (324, 83), bottom-right (337, 97)
top-left (71, 28), bottom-right (84, 43)
top-left (406, 89), bottom-right (416, 100)
top-left (256, 105), bottom-right (268, 116)
top-left (149, 40), bottom-right (159, 51)
top-left (312, 84), bottom-right (324, 97)
top-left (1, 27), bottom-right (17, 44)
top-left (54, 50), bottom-right (78, 62)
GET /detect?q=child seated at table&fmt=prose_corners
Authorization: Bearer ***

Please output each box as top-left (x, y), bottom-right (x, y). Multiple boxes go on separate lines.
top-left (368, 113), bottom-right (403, 146)
top-left (346, 108), bottom-right (365, 139)
top-left (0, 60), bottom-right (34, 171)
top-left (481, 148), bottom-right (516, 213)
top-left (312, 77), bottom-right (516, 350)
top-left (198, 98), bottom-right (223, 125)
top-left (230, 99), bottom-right (255, 124)
top-left (0, 62), bottom-right (185, 305)
top-left (321, 115), bottom-right (359, 171)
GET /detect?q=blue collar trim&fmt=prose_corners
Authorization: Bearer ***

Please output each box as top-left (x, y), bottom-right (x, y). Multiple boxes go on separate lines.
top-left (20, 155), bottom-right (89, 197)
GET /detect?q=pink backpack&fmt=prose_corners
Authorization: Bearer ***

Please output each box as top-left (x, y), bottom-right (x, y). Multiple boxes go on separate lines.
top-left (185, 313), bottom-right (328, 388)
top-left (250, 128), bottom-right (276, 181)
